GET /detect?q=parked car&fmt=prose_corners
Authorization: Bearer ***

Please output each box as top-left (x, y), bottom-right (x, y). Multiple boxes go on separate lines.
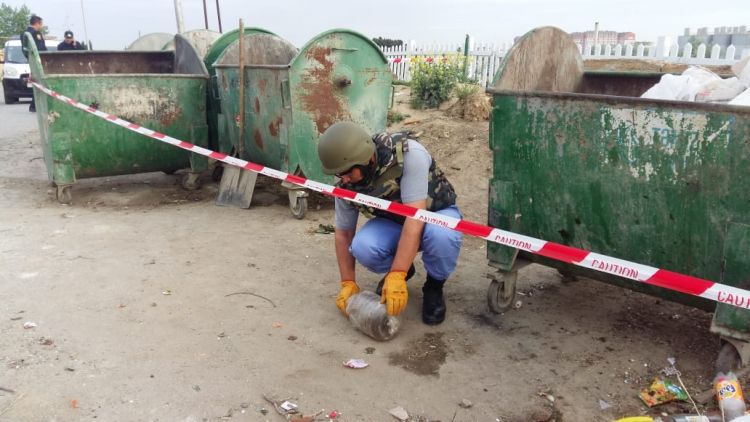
top-left (2, 38), bottom-right (58, 104)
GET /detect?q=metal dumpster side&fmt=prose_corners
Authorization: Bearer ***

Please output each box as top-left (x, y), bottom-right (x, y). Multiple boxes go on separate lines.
top-left (485, 26), bottom-right (750, 370)
top-left (486, 82), bottom-right (750, 362)
top-left (28, 34), bottom-right (209, 203)
top-left (213, 33), bottom-right (298, 172)
top-left (204, 27), bottom-right (276, 153)
top-left (211, 29), bottom-right (392, 218)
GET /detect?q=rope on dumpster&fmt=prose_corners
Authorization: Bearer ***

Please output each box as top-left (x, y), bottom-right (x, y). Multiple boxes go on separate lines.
top-left (30, 80), bottom-right (750, 312)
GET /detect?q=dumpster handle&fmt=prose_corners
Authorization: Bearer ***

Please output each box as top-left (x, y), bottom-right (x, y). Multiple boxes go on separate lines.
top-left (331, 47), bottom-right (358, 52)
top-left (210, 75), bottom-right (221, 101)
top-left (336, 76), bottom-right (352, 88)
top-left (281, 79), bottom-right (291, 109)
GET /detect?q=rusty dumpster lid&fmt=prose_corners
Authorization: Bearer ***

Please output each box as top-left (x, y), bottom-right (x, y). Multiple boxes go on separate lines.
top-left (204, 27), bottom-right (276, 72)
top-left (163, 29), bottom-right (221, 59)
top-left (286, 28), bottom-right (392, 183)
top-left (127, 32), bottom-right (174, 51)
top-left (214, 33), bottom-right (297, 67)
top-left (491, 26), bottom-right (584, 92)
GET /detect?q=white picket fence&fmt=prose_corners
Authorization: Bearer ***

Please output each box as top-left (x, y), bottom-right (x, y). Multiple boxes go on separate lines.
top-left (381, 42), bottom-right (509, 87)
top-left (382, 35), bottom-right (747, 88)
top-left (580, 36), bottom-right (749, 65)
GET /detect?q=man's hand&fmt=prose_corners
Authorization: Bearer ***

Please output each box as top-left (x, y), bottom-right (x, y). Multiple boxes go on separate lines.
top-left (380, 271), bottom-right (408, 316)
top-left (336, 280), bottom-right (360, 315)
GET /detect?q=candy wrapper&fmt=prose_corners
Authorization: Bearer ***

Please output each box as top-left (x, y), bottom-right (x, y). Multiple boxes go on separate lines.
top-left (639, 378), bottom-right (688, 407)
top-left (343, 358), bottom-right (369, 369)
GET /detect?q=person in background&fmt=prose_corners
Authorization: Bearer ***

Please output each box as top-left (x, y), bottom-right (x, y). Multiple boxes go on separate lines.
top-left (57, 30), bottom-right (85, 51)
top-left (21, 14), bottom-right (46, 112)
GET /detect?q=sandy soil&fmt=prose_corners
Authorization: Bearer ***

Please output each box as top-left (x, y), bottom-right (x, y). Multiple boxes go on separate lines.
top-left (0, 86), bottom-right (729, 422)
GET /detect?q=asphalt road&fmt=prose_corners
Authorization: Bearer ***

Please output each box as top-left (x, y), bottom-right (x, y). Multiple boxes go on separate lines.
top-left (0, 84), bottom-right (37, 140)
top-left (0, 83), bottom-right (47, 181)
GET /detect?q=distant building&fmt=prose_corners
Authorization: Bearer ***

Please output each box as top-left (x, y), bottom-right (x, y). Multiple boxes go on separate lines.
top-left (679, 26), bottom-right (750, 59)
top-left (570, 30), bottom-right (637, 46)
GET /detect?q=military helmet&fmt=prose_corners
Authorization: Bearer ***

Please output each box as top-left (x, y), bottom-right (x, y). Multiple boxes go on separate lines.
top-left (318, 122), bottom-right (375, 175)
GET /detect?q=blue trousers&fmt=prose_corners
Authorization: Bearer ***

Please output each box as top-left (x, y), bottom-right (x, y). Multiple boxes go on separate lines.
top-left (349, 205), bottom-right (463, 281)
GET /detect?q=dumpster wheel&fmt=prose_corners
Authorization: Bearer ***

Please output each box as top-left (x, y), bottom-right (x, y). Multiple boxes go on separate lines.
top-left (181, 173), bottom-right (202, 191)
top-left (211, 165), bottom-right (224, 182)
top-left (56, 185), bottom-right (72, 205)
top-left (716, 341), bottom-right (743, 373)
top-left (487, 271), bottom-right (517, 313)
top-left (289, 196), bottom-right (308, 220)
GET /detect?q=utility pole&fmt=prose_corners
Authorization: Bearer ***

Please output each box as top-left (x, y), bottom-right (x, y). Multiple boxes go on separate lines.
top-left (80, 0), bottom-right (90, 48)
top-left (594, 21), bottom-right (600, 47)
top-left (202, 0), bottom-right (209, 30)
top-left (174, 0), bottom-right (185, 34)
top-left (215, 0), bottom-right (223, 33)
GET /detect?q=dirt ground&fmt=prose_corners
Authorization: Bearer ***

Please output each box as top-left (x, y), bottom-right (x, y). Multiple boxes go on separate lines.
top-left (0, 86), bottom-right (728, 422)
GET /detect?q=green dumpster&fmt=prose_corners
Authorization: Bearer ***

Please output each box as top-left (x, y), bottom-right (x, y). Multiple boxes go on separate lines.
top-left (28, 34), bottom-right (209, 203)
top-left (212, 29), bottom-right (392, 218)
top-left (486, 27), bottom-right (750, 369)
top-left (204, 27), bottom-right (275, 154)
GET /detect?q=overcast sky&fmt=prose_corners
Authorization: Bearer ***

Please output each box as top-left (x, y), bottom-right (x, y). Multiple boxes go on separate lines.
top-left (6, 0), bottom-right (750, 49)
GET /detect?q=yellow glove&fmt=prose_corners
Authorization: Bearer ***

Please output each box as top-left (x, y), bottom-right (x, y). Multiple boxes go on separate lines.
top-left (336, 280), bottom-right (360, 315)
top-left (380, 271), bottom-right (409, 316)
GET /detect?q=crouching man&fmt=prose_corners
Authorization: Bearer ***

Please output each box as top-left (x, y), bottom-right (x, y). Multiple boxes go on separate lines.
top-left (317, 122), bottom-right (462, 325)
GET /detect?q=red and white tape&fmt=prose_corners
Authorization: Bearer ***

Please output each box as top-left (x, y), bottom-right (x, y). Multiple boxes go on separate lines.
top-left (31, 81), bottom-right (750, 311)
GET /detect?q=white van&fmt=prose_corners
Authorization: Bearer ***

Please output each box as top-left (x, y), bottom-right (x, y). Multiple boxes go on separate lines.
top-left (2, 38), bottom-right (58, 104)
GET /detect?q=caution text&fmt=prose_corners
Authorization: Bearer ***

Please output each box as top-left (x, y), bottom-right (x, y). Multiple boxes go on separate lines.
top-left (590, 259), bottom-right (639, 279)
top-left (416, 214), bottom-right (450, 228)
top-left (717, 291), bottom-right (750, 309)
top-left (491, 234), bottom-right (533, 251)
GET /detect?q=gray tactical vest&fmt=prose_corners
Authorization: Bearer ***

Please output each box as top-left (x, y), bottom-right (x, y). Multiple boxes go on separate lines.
top-left (339, 132), bottom-right (457, 224)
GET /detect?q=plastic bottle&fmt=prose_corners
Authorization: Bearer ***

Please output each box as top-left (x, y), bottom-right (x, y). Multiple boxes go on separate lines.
top-left (714, 371), bottom-right (746, 421)
top-left (346, 291), bottom-right (401, 341)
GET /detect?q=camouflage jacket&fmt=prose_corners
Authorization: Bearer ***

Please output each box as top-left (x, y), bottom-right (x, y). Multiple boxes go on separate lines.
top-left (339, 132), bottom-right (457, 224)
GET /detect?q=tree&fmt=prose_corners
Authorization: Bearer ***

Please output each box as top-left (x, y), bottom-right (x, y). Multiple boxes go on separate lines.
top-left (0, 2), bottom-right (31, 47)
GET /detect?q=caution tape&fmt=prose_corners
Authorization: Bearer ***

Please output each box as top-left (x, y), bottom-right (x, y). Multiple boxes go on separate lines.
top-left (31, 80), bottom-right (750, 311)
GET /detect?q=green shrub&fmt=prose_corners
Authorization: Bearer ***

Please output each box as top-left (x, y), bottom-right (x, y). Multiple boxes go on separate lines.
top-left (387, 110), bottom-right (409, 125)
top-left (409, 56), bottom-right (463, 109)
top-left (454, 83), bottom-right (482, 100)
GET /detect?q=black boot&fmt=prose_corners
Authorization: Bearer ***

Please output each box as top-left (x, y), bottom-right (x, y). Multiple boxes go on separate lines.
top-left (375, 264), bottom-right (416, 295)
top-left (422, 275), bottom-right (446, 325)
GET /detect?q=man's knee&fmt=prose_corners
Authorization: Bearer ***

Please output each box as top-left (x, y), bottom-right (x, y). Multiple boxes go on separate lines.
top-left (423, 224), bottom-right (463, 252)
top-left (351, 233), bottom-right (391, 267)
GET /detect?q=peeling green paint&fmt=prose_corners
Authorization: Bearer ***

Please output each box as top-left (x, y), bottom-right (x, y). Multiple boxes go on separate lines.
top-left (27, 33), bottom-right (209, 186)
top-left (213, 29), bottom-right (391, 183)
top-left (488, 89), bottom-right (750, 317)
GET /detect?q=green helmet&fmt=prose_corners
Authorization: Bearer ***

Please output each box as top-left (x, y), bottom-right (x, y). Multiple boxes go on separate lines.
top-left (317, 122), bottom-right (375, 175)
